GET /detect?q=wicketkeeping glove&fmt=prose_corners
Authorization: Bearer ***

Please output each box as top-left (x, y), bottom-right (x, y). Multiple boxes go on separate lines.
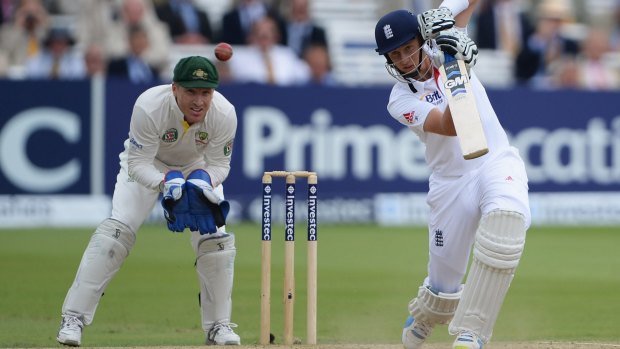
top-left (431, 28), bottom-right (478, 74)
top-left (186, 169), bottom-right (230, 235)
top-left (417, 7), bottom-right (455, 40)
top-left (160, 170), bottom-right (191, 232)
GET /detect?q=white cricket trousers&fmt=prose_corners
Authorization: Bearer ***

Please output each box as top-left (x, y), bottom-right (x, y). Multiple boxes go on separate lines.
top-left (424, 147), bottom-right (531, 294)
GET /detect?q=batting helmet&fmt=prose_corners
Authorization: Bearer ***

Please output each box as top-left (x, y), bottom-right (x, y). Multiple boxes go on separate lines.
top-left (374, 9), bottom-right (421, 55)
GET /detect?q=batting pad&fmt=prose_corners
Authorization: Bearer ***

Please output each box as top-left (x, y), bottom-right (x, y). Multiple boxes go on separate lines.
top-left (449, 210), bottom-right (526, 343)
top-left (408, 284), bottom-right (462, 325)
top-left (196, 233), bottom-right (236, 332)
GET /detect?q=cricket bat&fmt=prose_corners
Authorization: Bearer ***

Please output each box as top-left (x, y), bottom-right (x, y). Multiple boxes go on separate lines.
top-left (438, 54), bottom-right (489, 160)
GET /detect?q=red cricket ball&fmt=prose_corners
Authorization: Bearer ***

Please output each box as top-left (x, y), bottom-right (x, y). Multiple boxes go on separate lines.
top-left (214, 42), bottom-right (233, 62)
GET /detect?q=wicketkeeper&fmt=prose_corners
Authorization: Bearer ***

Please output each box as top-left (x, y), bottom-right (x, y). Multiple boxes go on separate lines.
top-left (373, 1), bottom-right (531, 349)
top-left (56, 56), bottom-right (241, 346)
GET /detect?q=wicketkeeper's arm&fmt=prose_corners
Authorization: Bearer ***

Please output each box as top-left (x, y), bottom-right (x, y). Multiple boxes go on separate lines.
top-left (126, 106), bottom-right (167, 191)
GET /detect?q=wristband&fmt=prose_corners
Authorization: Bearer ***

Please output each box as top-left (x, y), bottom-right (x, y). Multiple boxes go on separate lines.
top-left (439, 0), bottom-right (469, 17)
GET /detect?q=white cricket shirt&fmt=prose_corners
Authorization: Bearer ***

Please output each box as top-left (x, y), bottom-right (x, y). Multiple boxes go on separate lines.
top-left (118, 84), bottom-right (237, 191)
top-left (387, 69), bottom-right (510, 176)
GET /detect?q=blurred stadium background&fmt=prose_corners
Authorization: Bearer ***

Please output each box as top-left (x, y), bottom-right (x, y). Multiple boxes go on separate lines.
top-left (1, 0), bottom-right (619, 346)
top-left (1, 0), bottom-right (620, 227)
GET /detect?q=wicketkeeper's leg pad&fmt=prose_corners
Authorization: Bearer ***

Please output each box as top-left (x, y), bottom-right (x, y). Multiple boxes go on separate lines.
top-left (449, 210), bottom-right (526, 343)
top-left (62, 219), bottom-right (136, 325)
top-left (408, 284), bottom-right (463, 325)
top-left (195, 233), bottom-right (236, 332)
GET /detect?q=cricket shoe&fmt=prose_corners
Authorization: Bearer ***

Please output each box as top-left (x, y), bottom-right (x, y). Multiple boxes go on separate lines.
top-left (453, 331), bottom-right (484, 349)
top-left (207, 323), bottom-right (240, 345)
top-left (56, 314), bottom-right (83, 347)
top-left (402, 315), bottom-right (433, 349)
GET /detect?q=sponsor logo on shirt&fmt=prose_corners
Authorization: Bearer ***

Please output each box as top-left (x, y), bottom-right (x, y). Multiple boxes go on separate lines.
top-left (129, 137), bottom-right (143, 149)
top-left (422, 90), bottom-right (443, 105)
top-left (162, 128), bottom-right (178, 143)
top-left (403, 111), bottom-right (415, 123)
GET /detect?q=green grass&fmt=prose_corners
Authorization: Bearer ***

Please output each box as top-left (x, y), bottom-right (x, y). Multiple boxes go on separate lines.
top-left (0, 224), bottom-right (619, 347)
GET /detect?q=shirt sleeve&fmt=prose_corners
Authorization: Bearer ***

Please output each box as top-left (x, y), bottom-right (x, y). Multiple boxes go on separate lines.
top-left (126, 105), bottom-right (165, 191)
top-left (387, 90), bottom-right (436, 133)
top-left (204, 107), bottom-right (238, 187)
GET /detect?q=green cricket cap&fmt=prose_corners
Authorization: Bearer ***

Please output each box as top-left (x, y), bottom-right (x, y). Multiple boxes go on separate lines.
top-left (173, 56), bottom-right (219, 89)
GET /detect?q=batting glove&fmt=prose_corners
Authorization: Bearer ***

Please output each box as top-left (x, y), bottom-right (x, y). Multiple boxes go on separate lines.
top-left (432, 28), bottom-right (478, 73)
top-left (160, 170), bottom-right (190, 232)
top-left (417, 7), bottom-right (455, 41)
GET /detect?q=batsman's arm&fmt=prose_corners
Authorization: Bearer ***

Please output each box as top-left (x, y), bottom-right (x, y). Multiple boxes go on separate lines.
top-left (386, 92), bottom-right (456, 137)
top-left (423, 107), bottom-right (457, 136)
top-left (439, 0), bottom-right (478, 28)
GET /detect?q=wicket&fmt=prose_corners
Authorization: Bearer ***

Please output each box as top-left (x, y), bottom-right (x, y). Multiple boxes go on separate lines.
top-left (261, 171), bottom-right (318, 345)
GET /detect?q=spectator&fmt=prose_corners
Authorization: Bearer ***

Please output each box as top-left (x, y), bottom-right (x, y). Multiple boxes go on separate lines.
top-left (550, 56), bottom-right (580, 89)
top-left (610, 0), bottom-right (620, 50)
top-left (282, 0), bottom-right (328, 58)
top-left (303, 44), bottom-right (337, 86)
top-left (76, 0), bottom-right (171, 72)
top-left (228, 16), bottom-right (310, 85)
top-left (41, 0), bottom-right (76, 15)
top-left (474, 0), bottom-right (533, 58)
top-left (84, 43), bottom-right (106, 78)
top-left (575, 28), bottom-right (619, 90)
top-left (23, 26), bottom-right (85, 79)
top-left (0, 0), bottom-right (16, 26)
top-left (515, 0), bottom-right (579, 88)
top-left (107, 25), bottom-right (160, 84)
top-left (218, 0), bottom-right (286, 45)
top-left (0, 0), bottom-right (49, 68)
top-left (154, 0), bottom-right (213, 44)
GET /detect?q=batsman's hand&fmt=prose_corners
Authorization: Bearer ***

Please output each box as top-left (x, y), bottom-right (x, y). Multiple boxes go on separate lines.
top-left (160, 170), bottom-right (190, 232)
top-left (417, 7), bottom-right (455, 41)
top-left (186, 169), bottom-right (230, 234)
top-left (432, 28), bottom-right (478, 73)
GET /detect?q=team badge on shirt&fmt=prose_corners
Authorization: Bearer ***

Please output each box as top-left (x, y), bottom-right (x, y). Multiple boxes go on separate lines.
top-left (195, 131), bottom-right (209, 145)
top-left (162, 128), bottom-right (178, 143)
top-left (224, 139), bottom-right (234, 156)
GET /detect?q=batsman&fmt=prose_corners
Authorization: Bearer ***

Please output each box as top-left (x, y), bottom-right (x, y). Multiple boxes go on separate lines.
top-left (373, 1), bottom-right (531, 349)
top-left (56, 56), bottom-right (241, 346)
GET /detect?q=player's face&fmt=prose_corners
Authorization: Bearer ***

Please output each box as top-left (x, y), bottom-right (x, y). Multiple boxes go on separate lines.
top-left (387, 37), bottom-right (432, 81)
top-left (173, 84), bottom-right (214, 125)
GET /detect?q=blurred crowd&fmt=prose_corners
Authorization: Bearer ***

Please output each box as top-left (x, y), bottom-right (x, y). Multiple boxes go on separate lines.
top-left (0, 0), bottom-right (619, 90)
top-left (472, 0), bottom-right (620, 90)
top-left (0, 0), bottom-right (334, 86)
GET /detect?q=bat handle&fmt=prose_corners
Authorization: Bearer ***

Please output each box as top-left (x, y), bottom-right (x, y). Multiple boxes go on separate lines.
top-left (443, 52), bottom-right (456, 63)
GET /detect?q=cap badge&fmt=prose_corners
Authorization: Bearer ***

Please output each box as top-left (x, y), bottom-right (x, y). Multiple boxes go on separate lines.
top-left (192, 68), bottom-right (209, 80)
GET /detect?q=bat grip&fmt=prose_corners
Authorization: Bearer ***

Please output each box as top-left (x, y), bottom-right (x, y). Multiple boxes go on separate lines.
top-left (444, 53), bottom-right (456, 63)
